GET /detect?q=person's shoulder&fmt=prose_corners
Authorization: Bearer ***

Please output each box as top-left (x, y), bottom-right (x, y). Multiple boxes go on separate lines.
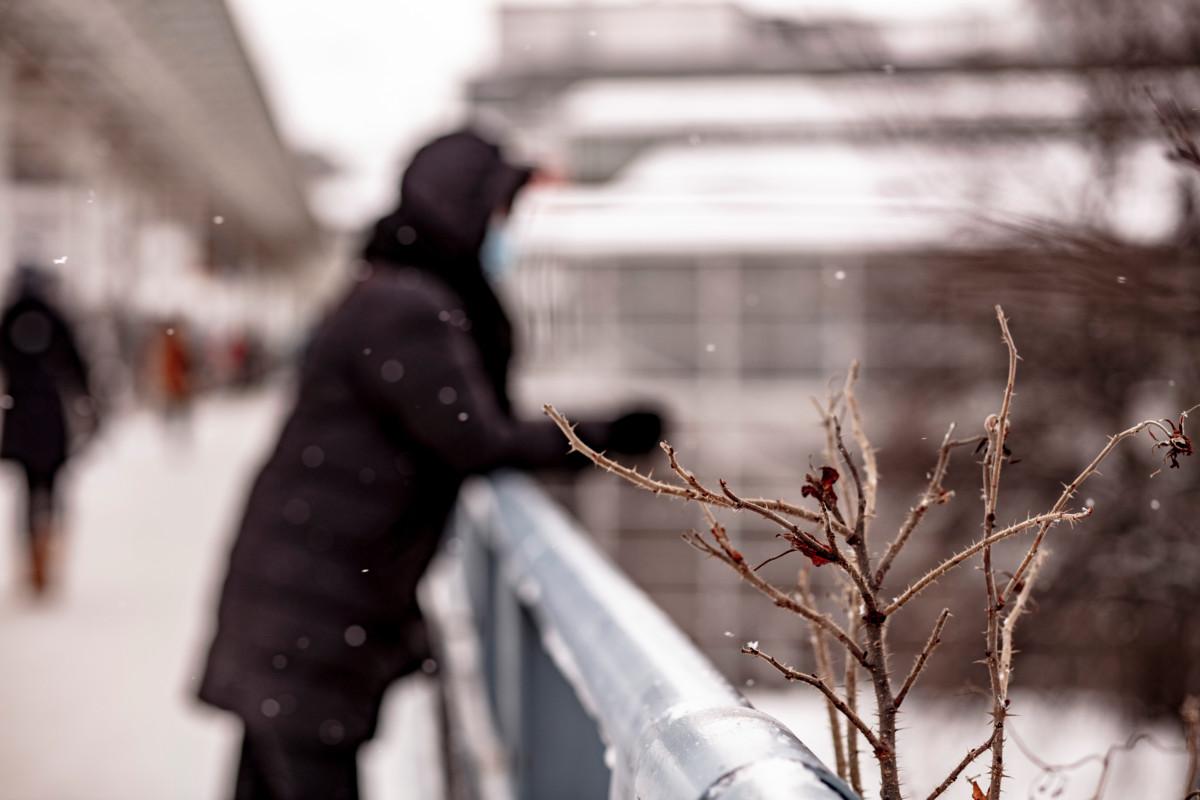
top-left (345, 265), bottom-right (464, 329)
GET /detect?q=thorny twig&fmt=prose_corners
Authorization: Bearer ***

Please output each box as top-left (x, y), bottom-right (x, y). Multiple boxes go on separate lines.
top-left (996, 407), bottom-right (1200, 712)
top-left (843, 361), bottom-right (879, 524)
top-left (926, 730), bottom-right (998, 800)
top-left (843, 586), bottom-right (864, 796)
top-left (719, 478), bottom-right (839, 567)
top-left (799, 570), bottom-right (848, 782)
top-left (982, 305), bottom-right (1019, 800)
top-left (874, 425), bottom-right (979, 588)
top-left (1000, 416), bottom-right (1190, 608)
top-left (812, 393), bottom-right (841, 473)
top-left (885, 509), bottom-right (1093, 615)
top-left (672, 516), bottom-right (868, 666)
top-left (740, 643), bottom-right (884, 755)
top-left (833, 419), bottom-right (869, 551)
top-left (810, 395), bottom-right (855, 583)
top-left (545, 403), bottom-right (853, 536)
top-left (894, 609), bottom-right (951, 709)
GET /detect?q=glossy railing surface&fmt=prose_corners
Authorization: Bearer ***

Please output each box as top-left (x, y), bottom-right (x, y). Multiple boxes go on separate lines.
top-left (444, 471), bottom-right (858, 800)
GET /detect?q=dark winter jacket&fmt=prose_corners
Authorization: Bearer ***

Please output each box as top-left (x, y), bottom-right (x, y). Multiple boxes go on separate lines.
top-left (198, 131), bottom-right (634, 748)
top-left (0, 281), bottom-right (90, 476)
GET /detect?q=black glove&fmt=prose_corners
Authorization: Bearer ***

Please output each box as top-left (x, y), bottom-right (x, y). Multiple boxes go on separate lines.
top-left (606, 408), bottom-right (664, 455)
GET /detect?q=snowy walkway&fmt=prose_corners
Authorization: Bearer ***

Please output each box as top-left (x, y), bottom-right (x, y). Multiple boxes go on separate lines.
top-left (750, 687), bottom-right (1191, 798)
top-left (0, 384), bottom-right (442, 800)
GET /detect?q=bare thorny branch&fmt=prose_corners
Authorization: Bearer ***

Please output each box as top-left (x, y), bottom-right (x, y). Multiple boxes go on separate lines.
top-left (874, 424), bottom-right (977, 588)
top-left (741, 643), bottom-right (885, 755)
top-left (545, 403), bottom-right (852, 537)
top-left (980, 307), bottom-right (1020, 800)
top-left (894, 608), bottom-right (950, 710)
top-left (544, 305), bottom-right (1196, 799)
top-left (800, 571), bottom-right (849, 781)
top-left (843, 361), bottom-right (879, 526)
top-left (925, 730), bottom-right (997, 800)
top-left (844, 586), bottom-right (865, 795)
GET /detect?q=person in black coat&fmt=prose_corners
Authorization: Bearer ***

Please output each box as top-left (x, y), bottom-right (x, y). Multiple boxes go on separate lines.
top-left (198, 130), bottom-right (661, 800)
top-left (0, 266), bottom-right (93, 595)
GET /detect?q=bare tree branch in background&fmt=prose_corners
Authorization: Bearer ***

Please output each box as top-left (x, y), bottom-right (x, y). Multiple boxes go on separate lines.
top-left (1148, 90), bottom-right (1200, 174)
top-left (1007, 721), bottom-right (1191, 800)
top-left (1184, 696), bottom-right (1200, 797)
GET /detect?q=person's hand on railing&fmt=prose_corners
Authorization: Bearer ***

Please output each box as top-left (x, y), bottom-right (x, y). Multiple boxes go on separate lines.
top-left (557, 408), bottom-right (664, 472)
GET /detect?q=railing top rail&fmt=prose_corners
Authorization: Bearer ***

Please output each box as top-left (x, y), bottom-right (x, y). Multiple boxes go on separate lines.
top-left (459, 471), bottom-right (857, 800)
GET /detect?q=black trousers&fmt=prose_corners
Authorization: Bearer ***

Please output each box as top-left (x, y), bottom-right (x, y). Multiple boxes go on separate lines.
top-left (234, 727), bottom-right (360, 800)
top-left (20, 463), bottom-right (59, 536)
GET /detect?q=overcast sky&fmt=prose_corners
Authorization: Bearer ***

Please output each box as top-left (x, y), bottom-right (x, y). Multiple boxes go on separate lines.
top-left (227, 0), bottom-right (1017, 231)
top-left (226, 0), bottom-right (497, 229)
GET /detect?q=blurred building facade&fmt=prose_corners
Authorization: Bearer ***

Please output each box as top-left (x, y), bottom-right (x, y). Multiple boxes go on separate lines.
top-left (0, 0), bottom-right (327, 396)
top-left (471, 0), bottom-right (1200, 701)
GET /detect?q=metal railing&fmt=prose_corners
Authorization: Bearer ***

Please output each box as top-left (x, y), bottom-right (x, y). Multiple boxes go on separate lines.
top-left (439, 471), bottom-right (857, 800)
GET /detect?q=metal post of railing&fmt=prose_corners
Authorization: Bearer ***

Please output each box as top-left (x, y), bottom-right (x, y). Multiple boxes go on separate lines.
top-left (460, 510), bottom-right (497, 707)
top-left (446, 470), bottom-right (858, 800)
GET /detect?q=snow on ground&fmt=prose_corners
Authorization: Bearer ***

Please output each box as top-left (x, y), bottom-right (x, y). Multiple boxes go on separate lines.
top-left (0, 384), bottom-right (441, 800)
top-left (750, 687), bottom-right (1190, 799)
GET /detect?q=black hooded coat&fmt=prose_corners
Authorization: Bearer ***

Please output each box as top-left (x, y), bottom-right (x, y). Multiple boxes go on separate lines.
top-left (0, 277), bottom-right (90, 477)
top-left (198, 132), bottom-right (631, 749)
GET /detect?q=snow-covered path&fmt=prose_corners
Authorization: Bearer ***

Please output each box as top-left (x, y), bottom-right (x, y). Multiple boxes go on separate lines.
top-left (0, 384), bottom-right (441, 800)
top-left (750, 688), bottom-right (1191, 799)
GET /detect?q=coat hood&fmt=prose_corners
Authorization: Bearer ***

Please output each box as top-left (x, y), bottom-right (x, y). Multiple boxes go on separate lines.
top-left (362, 130), bottom-right (532, 265)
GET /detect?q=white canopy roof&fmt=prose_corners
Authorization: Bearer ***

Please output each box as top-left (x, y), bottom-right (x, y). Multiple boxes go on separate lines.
top-left (558, 72), bottom-right (1090, 138)
top-left (5, 0), bottom-right (315, 258)
top-left (514, 138), bottom-right (1181, 256)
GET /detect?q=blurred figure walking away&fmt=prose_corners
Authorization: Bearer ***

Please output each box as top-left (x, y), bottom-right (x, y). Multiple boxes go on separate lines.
top-left (154, 317), bottom-right (193, 433)
top-left (199, 130), bottom-right (661, 800)
top-left (0, 266), bottom-right (95, 597)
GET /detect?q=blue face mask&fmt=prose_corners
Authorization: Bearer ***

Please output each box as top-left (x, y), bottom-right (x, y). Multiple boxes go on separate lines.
top-left (480, 221), bottom-right (517, 282)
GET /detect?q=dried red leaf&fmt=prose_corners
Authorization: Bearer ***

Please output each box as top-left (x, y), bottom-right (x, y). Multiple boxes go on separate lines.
top-left (758, 536), bottom-right (834, 569)
top-left (801, 466), bottom-right (840, 511)
top-left (1150, 415), bottom-right (1193, 469)
top-left (806, 550), bottom-right (832, 567)
top-left (777, 532), bottom-right (835, 568)
top-left (970, 780), bottom-right (986, 800)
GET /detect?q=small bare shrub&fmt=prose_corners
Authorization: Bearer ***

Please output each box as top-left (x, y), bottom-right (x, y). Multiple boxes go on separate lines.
top-left (546, 306), bottom-right (1197, 799)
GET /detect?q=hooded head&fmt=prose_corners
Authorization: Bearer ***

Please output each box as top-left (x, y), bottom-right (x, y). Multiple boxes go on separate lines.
top-left (362, 130), bottom-right (532, 267)
top-left (12, 264), bottom-right (50, 293)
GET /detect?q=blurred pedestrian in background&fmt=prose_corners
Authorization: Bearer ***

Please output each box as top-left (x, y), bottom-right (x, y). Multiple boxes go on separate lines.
top-left (0, 266), bottom-right (95, 597)
top-left (199, 130), bottom-right (662, 800)
top-left (153, 317), bottom-right (193, 432)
